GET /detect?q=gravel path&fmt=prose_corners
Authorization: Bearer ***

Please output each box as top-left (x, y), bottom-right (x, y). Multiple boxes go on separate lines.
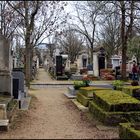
top-left (0, 69), bottom-right (119, 139)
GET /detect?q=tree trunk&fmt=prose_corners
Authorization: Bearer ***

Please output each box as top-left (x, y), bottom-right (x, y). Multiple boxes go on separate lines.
top-left (25, 46), bottom-right (31, 87)
top-left (30, 49), bottom-right (33, 81)
top-left (90, 46), bottom-right (93, 65)
top-left (121, 1), bottom-right (134, 80)
top-left (25, 30), bottom-right (31, 87)
top-left (121, 38), bottom-right (127, 80)
top-left (121, 1), bottom-right (127, 80)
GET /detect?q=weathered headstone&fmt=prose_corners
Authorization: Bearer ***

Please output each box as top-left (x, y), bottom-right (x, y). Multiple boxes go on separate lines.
top-left (0, 35), bottom-right (12, 96)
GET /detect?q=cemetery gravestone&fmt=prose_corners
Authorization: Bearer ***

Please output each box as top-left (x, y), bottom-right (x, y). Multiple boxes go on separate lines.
top-left (12, 70), bottom-right (26, 99)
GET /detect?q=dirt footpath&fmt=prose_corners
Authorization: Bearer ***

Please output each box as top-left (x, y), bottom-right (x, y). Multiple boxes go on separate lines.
top-left (0, 69), bottom-right (119, 139)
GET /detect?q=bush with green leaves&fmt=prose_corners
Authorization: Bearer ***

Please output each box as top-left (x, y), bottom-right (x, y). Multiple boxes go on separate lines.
top-left (73, 81), bottom-right (86, 90)
top-left (112, 80), bottom-right (124, 87)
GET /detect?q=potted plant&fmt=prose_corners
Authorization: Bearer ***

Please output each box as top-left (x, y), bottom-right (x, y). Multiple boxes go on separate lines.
top-left (112, 80), bottom-right (124, 90)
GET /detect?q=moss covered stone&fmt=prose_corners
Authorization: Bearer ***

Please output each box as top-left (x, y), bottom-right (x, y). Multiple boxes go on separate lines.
top-left (76, 93), bottom-right (93, 107)
top-left (89, 101), bottom-right (140, 126)
top-left (122, 86), bottom-right (140, 96)
top-left (93, 90), bottom-right (140, 112)
top-left (119, 123), bottom-right (140, 139)
top-left (79, 87), bottom-right (111, 97)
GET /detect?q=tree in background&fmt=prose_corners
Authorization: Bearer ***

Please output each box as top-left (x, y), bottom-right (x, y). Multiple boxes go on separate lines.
top-left (71, 1), bottom-right (107, 65)
top-left (57, 27), bottom-right (85, 64)
top-left (99, 3), bottom-right (121, 63)
top-left (119, 1), bottom-right (135, 79)
top-left (128, 36), bottom-right (140, 63)
top-left (7, 1), bottom-right (68, 87)
top-left (0, 1), bottom-right (23, 48)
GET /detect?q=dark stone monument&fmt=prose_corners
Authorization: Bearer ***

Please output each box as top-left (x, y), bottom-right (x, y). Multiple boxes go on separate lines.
top-left (12, 71), bottom-right (25, 99)
top-left (56, 55), bottom-right (63, 76)
top-left (115, 66), bottom-right (121, 80)
top-left (98, 47), bottom-right (105, 76)
top-left (12, 70), bottom-right (29, 109)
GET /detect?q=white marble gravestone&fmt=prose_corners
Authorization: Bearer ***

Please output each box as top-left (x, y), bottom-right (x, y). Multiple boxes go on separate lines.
top-left (0, 35), bottom-right (12, 96)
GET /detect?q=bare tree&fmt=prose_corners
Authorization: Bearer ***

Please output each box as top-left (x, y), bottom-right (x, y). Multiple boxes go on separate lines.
top-left (7, 1), bottom-right (68, 87)
top-left (58, 28), bottom-right (84, 63)
top-left (99, 6), bottom-right (121, 63)
top-left (71, 1), bottom-right (107, 65)
top-left (119, 1), bottom-right (135, 79)
top-left (128, 36), bottom-right (140, 63)
top-left (7, 1), bottom-right (42, 87)
top-left (0, 1), bottom-right (23, 48)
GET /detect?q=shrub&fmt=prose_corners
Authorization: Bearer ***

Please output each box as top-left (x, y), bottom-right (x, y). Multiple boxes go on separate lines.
top-left (112, 80), bottom-right (124, 90)
top-left (73, 81), bottom-right (86, 90)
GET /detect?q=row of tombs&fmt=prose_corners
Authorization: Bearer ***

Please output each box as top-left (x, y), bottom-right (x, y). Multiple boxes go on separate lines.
top-left (0, 35), bottom-right (29, 131)
top-left (69, 85), bottom-right (140, 139)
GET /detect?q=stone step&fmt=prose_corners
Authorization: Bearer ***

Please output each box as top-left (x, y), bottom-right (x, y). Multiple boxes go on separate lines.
top-left (71, 99), bottom-right (88, 112)
top-left (64, 93), bottom-right (76, 99)
top-left (0, 119), bottom-right (9, 131)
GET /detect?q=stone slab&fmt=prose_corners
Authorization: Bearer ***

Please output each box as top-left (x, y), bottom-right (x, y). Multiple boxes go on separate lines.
top-left (71, 99), bottom-right (88, 112)
top-left (64, 93), bottom-right (76, 99)
top-left (96, 124), bottom-right (117, 131)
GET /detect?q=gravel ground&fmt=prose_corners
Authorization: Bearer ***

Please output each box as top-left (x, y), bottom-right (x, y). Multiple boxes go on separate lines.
top-left (0, 69), bottom-right (119, 139)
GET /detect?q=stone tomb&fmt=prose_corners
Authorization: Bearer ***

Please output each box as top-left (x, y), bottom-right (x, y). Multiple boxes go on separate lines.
top-left (93, 47), bottom-right (107, 77)
top-left (0, 35), bottom-right (16, 130)
top-left (89, 90), bottom-right (140, 126)
top-left (0, 35), bottom-right (12, 96)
